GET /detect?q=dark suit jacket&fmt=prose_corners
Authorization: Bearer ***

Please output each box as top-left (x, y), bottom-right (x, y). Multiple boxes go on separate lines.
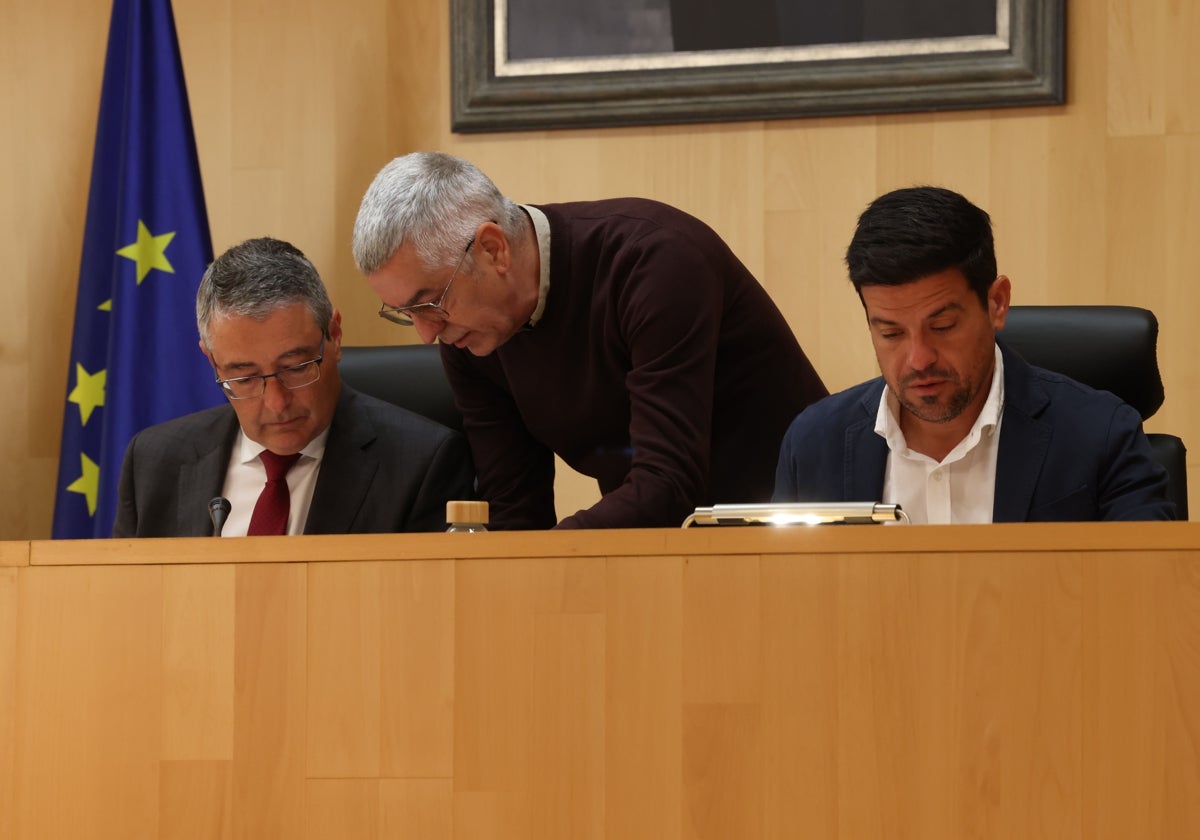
top-left (773, 343), bottom-right (1175, 522)
top-left (113, 385), bottom-right (475, 537)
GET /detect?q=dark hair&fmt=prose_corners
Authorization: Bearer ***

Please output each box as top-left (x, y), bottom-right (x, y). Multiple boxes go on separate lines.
top-left (196, 237), bottom-right (333, 345)
top-left (845, 186), bottom-right (997, 308)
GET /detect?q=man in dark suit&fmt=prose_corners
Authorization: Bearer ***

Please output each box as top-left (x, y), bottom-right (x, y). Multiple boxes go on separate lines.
top-left (113, 237), bottom-right (474, 537)
top-left (774, 186), bottom-right (1174, 522)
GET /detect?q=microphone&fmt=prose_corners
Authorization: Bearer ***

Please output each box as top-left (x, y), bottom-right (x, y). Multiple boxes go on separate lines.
top-left (208, 497), bottom-right (232, 537)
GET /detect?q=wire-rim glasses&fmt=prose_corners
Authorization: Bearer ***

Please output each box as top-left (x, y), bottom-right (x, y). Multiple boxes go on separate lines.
top-left (214, 335), bottom-right (326, 400)
top-left (378, 235), bottom-right (475, 327)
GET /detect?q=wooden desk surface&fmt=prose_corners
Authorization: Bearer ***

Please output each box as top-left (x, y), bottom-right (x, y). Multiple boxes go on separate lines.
top-left (3, 524), bottom-right (1198, 839)
top-left (19, 518), bottom-right (1200, 566)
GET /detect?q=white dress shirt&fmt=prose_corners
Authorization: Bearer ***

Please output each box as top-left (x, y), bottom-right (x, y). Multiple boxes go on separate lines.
top-left (218, 427), bottom-right (330, 536)
top-left (877, 345), bottom-right (1005, 524)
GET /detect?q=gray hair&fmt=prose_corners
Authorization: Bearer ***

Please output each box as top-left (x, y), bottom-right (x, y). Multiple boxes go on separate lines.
top-left (196, 237), bottom-right (333, 346)
top-left (352, 151), bottom-right (526, 274)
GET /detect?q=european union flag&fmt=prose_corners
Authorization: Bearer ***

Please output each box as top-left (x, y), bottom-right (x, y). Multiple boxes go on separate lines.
top-left (53, 0), bottom-right (223, 538)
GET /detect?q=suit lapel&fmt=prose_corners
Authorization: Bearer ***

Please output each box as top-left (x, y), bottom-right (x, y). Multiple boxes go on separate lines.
top-left (176, 411), bottom-right (239, 536)
top-left (993, 343), bottom-right (1051, 522)
top-left (304, 387), bottom-right (379, 534)
top-left (846, 384), bottom-right (888, 501)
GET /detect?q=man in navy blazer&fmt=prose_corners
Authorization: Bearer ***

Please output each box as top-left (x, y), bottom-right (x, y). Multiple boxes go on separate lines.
top-left (113, 237), bottom-right (474, 537)
top-left (774, 187), bottom-right (1173, 523)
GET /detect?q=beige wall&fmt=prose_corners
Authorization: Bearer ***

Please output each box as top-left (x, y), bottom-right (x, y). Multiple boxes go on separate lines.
top-left (2, 0), bottom-right (1197, 539)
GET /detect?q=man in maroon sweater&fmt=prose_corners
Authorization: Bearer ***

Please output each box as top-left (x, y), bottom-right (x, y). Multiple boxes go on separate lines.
top-left (352, 152), bottom-right (827, 529)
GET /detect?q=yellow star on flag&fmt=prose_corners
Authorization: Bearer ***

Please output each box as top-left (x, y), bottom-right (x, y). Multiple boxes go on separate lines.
top-left (116, 220), bottom-right (176, 283)
top-left (66, 452), bottom-right (101, 516)
top-left (68, 363), bottom-right (107, 425)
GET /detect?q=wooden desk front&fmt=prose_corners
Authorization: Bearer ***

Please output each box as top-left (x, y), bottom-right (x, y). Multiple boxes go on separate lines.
top-left (2, 524), bottom-right (1198, 839)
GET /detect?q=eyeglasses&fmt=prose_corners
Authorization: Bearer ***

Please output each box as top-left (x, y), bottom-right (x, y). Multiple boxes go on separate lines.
top-left (378, 236), bottom-right (475, 327)
top-left (214, 335), bottom-right (326, 400)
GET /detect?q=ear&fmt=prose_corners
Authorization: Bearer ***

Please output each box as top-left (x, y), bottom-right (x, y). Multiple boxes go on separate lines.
top-left (198, 338), bottom-right (214, 364)
top-left (988, 275), bottom-right (1012, 331)
top-left (327, 309), bottom-right (343, 363)
top-left (474, 220), bottom-right (511, 274)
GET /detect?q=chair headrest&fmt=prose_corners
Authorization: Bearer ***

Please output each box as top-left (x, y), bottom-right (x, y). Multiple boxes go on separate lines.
top-left (339, 344), bottom-right (463, 432)
top-left (999, 305), bottom-right (1164, 419)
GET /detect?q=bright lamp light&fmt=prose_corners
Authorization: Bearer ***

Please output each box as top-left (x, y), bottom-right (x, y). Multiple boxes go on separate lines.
top-left (682, 502), bottom-right (908, 528)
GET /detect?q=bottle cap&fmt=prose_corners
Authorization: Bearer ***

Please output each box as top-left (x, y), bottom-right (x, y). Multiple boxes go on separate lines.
top-left (446, 500), bottom-right (489, 524)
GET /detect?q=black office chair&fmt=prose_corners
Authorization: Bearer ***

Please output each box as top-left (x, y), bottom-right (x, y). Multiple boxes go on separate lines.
top-left (999, 305), bottom-right (1188, 518)
top-left (339, 344), bottom-right (463, 433)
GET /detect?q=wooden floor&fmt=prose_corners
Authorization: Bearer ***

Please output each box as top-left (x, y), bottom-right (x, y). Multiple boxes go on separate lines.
top-left (2, 524), bottom-right (1199, 838)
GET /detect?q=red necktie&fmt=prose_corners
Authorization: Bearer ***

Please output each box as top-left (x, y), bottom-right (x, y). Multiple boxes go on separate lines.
top-left (247, 451), bottom-right (301, 536)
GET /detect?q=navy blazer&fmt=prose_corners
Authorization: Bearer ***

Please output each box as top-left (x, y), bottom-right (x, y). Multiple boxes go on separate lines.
top-left (774, 343), bottom-right (1175, 522)
top-left (113, 385), bottom-right (475, 536)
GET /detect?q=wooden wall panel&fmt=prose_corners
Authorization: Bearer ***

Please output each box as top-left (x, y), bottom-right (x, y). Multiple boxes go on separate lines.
top-left (1107, 0), bottom-right (1166, 137)
top-left (683, 555), bottom-right (760, 703)
top-left (5, 525), bottom-right (1199, 837)
top-left (681, 556), bottom-right (763, 840)
top-left (159, 760), bottom-right (233, 840)
top-left (453, 556), bottom-right (608, 839)
top-left (231, 563), bottom-right (306, 840)
top-left (4, 0), bottom-right (1200, 538)
top-left (1164, 2), bottom-right (1200, 134)
top-left (15, 566), bottom-right (163, 839)
top-left (378, 559), bottom-right (456, 777)
top-left (1106, 137), bottom-right (1169, 307)
top-left (1163, 135), bottom-right (1200, 445)
top-left (307, 562), bottom-right (385, 777)
top-left (763, 118), bottom-right (879, 391)
top-left (0, 541), bottom-right (28, 567)
top-left (0, 0), bottom-right (27, 541)
top-left (304, 779), bottom-right (380, 840)
top-left (1091, 552), bottom-right (1200, 838)
top-left (380, 779), bottom-right (453, 839)
top-left (162, 564), bottom-right (235, 761)
top-left (305, 559), bottom-right (455, 778)
top-left (759, 554), bottom-right (838, 838)
top-left (0, 567), bottom-right (16, 840)
top-left (605, 556), bottom-right (683, 840)
top-left (682, 703), bottom-right (763, 840)
top-left (302, 778), bottom-right (456, 839)
top-left (3, 0), bottom-right (111, 540)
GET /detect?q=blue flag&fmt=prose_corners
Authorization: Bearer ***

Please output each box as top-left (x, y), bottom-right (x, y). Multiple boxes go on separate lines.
top-left (53, 0), bottom-right (223, 538)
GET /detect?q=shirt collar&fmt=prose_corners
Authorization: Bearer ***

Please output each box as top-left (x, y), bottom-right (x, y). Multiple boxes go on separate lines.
top-left (875, 343), bottom-right (1006, 457)
top-left (521, 204), bottom-right (552, 327)
top-left (235, 424), bottom-right (331, 466)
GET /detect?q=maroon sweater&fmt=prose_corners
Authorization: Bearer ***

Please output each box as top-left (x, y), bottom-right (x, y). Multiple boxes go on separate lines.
top-left (441, 199), bottom-right (827, 529)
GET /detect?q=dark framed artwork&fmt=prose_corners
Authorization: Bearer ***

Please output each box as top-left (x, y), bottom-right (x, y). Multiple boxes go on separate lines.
top-left (451, 0), bottom-right (1064, 133)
